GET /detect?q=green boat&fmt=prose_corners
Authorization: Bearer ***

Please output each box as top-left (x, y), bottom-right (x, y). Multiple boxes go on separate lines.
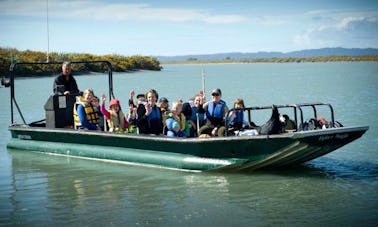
top-left (7, 61), bottom-right (369, 172)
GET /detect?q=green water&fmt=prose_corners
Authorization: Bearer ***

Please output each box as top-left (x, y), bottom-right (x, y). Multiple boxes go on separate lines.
top-left (1, 62), bottom-right (377, 226)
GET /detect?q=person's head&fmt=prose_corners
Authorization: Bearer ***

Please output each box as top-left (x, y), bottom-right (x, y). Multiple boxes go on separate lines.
top-left (158, 97), bottom-right (169, 110)
top-left (211, 88), bottom-right (222, 103)
top-left (234, 98), bottom-right (245, 109)
top-left (92, 96), bottom-right (100, 107)
top-left (83, 88), bottom-right (94, 102)
top-left (181, 102), bottom-right (192, 117)
top-left (136, 94), bottom-right (146, 105)
top-left (145, 89), bottom-right (158, 106)
top-left (193, 95), bottom-right (202, 107)
top-left (109, 99), bottom-right (121, 112)
top-left (62, 61), bottom-right (71, 76)
top-left (171, 102), bottom-right (183, 114)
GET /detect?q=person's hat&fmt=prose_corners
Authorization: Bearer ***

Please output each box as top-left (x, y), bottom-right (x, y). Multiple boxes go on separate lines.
top-left (159, 97), bottom-right (169, 103)
top-left (211, 88), bottom-right (222, 96)
top-left (109, 99), bottom-right (120, 108)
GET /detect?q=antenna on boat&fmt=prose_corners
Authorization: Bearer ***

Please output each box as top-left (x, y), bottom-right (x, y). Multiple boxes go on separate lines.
top-left (46, 0), bottom-right (50, 63)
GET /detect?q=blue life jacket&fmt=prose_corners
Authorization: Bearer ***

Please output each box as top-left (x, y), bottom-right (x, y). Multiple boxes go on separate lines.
top-left (206, 100), bottom-right (226, 119)
top-left (232, 110), bottom-right (243, 124)
top-left (189, 106), bottom-right (205, 123)
top-left (229, 110), bottom-right (244, 129)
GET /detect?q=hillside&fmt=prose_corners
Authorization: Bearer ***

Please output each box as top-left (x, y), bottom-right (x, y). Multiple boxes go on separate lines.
top-left (157, 47), bottom-right (378, 62)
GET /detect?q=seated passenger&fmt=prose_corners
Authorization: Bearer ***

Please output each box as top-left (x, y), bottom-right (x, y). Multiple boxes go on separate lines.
top-left (185, 93), bottom-right (206, 137)
top-left (165, 102), bottom-right (186, 137)
top-left (127, 90), bottom-right (145, 128)
top-left (198, 88), bottom-right (229, 137)
top-left (280, 114), bottom-right (297, 132)
top-left (73, 88), bottom-right (101, 130)
top-left (100, 95), bottom-right (129, 133)
top-left (158, 97), bottom-right (169, 113)
top-left (227, 98), bottom-right (249, 134)
top-left (136, 89), bottom-right (163, 135)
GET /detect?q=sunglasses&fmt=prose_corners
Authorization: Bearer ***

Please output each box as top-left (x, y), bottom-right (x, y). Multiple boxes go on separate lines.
top-left (212, 93), bottom-right (220, 96)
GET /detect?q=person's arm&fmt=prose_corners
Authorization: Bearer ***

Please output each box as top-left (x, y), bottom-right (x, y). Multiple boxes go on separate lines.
top-left (123, 116), bottom-right (129, 129)
top-left (222, 104), bottom-right (229, 119)
top-left (198, 102), bottom-right (207, 114)
top-left (77, 105), bottom-right (98, 130)
top-left (100, 103), bottom-right (111, 120)
top-left (128, 90), bottom-right (135, 107)
top-left (53, 76), bottom-right (62, 95)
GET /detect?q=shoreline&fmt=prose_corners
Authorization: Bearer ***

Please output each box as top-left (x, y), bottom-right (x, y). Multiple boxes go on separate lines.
top-left (160, 55), bottom-right (378, 64)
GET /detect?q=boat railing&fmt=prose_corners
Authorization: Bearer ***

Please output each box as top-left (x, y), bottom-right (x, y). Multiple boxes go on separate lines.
top-left (8, 61), bottom-right (114, 125)
top-left (225, 102), bottom-right (335, 135)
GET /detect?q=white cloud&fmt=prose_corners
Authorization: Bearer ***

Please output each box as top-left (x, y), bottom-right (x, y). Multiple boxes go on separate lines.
top-left (294, 12), bottom-right (378, 49)
top-left (0, 0), bottom-right (247, 24)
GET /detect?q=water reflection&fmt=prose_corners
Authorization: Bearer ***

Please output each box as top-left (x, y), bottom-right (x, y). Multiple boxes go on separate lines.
top-left (5, 149), bottom-right (378, 226)
top-left (7, 150), bottom-right (238, 225)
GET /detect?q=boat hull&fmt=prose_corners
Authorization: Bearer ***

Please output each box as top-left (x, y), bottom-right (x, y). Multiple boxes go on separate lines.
top-left (7, 125), bottom-right (369, 172)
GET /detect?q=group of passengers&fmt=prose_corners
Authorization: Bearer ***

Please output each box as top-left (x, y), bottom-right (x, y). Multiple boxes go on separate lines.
top-left (53, 61), bottom-right (252, 138)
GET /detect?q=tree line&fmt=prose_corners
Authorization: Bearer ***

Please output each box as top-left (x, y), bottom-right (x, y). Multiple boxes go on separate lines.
top-left (0, 48), bottom-right (162, 77)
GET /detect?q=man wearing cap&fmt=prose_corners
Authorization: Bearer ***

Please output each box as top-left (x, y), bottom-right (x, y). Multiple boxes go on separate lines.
top-left (198, 88), bottom-right (229, 137)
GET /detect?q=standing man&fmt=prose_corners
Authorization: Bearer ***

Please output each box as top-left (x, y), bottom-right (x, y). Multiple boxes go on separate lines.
top-left (53, 61), bottom-right (79, 95)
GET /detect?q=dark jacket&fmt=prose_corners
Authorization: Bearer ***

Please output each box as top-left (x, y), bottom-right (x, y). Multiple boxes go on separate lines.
top-left (53, 74), bottom-right (79, 95)
top-left (136, 104), bottom-right (163, 135)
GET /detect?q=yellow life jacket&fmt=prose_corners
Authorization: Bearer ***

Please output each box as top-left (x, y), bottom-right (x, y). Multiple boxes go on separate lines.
top-left (107, 110), bottom-right (126, 132)
top-left (73, 97), bottom-right (100, 129)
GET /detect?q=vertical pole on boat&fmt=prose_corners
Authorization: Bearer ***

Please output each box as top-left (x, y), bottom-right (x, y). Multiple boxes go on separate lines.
top-left (46, 0), bottom-right (50, 63)
top-left (201, 66), bottom-right (206, 98)
top-left (197, 66), bottom-right (206, 136)
top-left (196, 113), bottom-right (200, 136)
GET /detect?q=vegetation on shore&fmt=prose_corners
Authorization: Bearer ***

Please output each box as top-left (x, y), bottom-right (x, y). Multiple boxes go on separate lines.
top-left (0, 48), bottom-right (162, 77)
top-left (162, 55), bottom-right (378, 64)
top-left (2, 47), bottom-right (377, 77)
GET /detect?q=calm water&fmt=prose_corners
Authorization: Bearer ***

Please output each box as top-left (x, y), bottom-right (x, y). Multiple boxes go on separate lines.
top-left (1, 62), bottom-right (377, 226)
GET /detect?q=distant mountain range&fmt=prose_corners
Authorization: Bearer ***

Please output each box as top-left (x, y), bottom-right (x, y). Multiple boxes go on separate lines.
top-left (156, 47), bottom-right (378, 62)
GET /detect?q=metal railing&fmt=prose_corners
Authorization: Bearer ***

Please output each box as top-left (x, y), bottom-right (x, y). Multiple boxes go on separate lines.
top-left (225, 102), bottom-right (335, 135)
top-left (9, 61), bottom-right (114, 125)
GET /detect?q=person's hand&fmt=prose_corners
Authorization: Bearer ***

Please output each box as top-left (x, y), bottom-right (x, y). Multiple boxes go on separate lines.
top-left (145, 103), bottom-right (152, 116)
top-left (101, 94), bottom-right (106, 104)
top-left (64, 91), bottom-right (70, 95)
top-left (130, 90), bottom-right (135, 99)
top-left (211, 127), bottom-right (218, 136)
top-left (198, 91), bottom-right (205, 104)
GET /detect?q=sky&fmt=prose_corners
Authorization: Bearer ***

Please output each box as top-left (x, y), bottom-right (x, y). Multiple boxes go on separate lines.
top-left (0, 0), bottom-right (377, 56)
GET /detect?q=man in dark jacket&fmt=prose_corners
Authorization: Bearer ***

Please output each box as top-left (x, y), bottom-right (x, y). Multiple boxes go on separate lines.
top-left (53, 61), bottom-right (79, 95)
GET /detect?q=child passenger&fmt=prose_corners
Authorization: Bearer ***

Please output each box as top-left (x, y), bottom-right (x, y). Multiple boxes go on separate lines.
top-left (165, 102), bottom-right (186, 137)
top-left (73, 88), bottom-right (101, 130)
top-left (227, 98), bottom-right (248, 134)
top-left (100, 94), bottom-right (129, 133)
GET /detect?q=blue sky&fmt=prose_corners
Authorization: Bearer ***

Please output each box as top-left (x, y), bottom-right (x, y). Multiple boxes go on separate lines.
top-left (1, 0), bottom-right (377, 56)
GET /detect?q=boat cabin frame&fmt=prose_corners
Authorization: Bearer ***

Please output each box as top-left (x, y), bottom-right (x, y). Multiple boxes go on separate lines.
top-left (9, 61), bottom-right (114, 125)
